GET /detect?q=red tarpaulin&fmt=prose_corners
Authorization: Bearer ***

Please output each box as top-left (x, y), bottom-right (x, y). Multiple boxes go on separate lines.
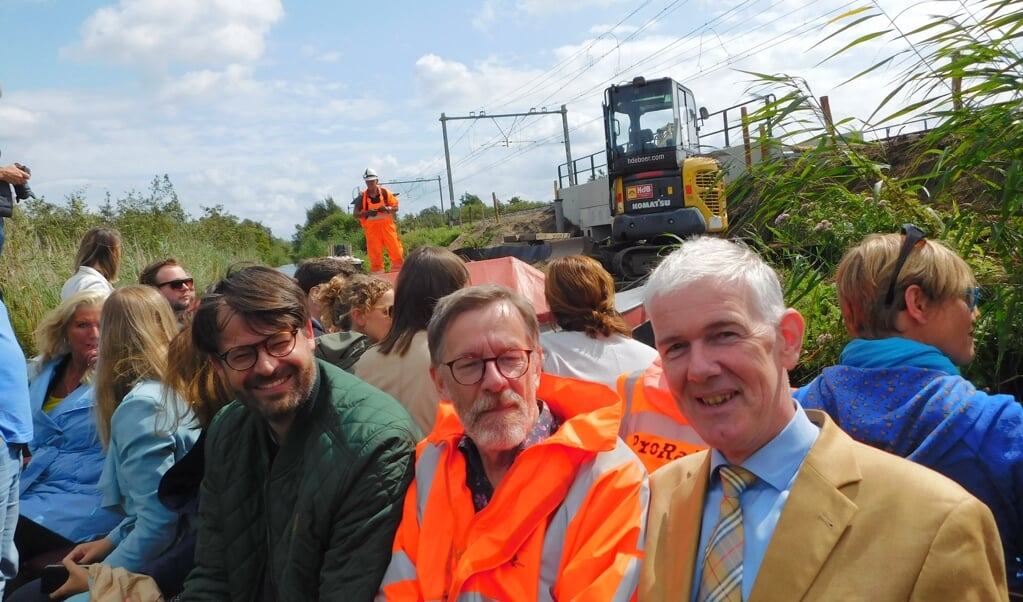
top-left (373, 255), bottom-right (648, 328)
top-left (373, 256), bottom-right (552, 324)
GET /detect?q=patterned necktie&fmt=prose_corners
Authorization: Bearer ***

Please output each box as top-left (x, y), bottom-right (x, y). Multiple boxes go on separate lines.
top-left (696, 465), bottom-right (758, 602)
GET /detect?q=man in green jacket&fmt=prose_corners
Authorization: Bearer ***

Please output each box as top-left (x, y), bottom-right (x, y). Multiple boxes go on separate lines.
top-left (182, 266), bottom-right (418, 601)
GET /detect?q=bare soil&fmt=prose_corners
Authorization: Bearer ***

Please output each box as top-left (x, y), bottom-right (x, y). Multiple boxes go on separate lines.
top-left (447, 206), bottom-right (558, 252)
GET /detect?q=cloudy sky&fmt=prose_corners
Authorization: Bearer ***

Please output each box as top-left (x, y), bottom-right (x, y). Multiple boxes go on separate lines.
top-left (0, 0), bottom-right (953, 238)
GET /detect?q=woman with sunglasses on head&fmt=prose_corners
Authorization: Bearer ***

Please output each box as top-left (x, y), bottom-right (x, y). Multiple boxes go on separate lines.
top-left (314, 273), bottom-right (394, 372)
top-left (8, 286), bottom-right (199, 602)
top-left (794, 225), bottom-right (1023, 594)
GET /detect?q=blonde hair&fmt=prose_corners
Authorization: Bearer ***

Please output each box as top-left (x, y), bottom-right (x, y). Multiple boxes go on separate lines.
top-left (316, 274), bottom-right (393, 332)
top-left (33, 289), bottom-right (107, 374)
top-left (837, 232), bottom-right (976, 338)
top-left (94, 286), bottom-right (179, 447)
top-left (545, 255), bottom-right (630, 338)
top-left (164, 324), bottom-right (233, 429)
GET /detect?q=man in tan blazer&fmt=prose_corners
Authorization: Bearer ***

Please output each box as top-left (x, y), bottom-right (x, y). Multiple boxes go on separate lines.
top-left (638, 236), bottom-right (1007, 602)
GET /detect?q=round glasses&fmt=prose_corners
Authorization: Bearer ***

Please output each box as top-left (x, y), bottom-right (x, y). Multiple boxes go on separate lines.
top-left (218, 329), bottom-right (298, 371)
top-left (443, 349), bottom-right (533, 386)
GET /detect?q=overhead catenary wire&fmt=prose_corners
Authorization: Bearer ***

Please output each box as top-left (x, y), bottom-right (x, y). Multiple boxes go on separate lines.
top-left (406, 0), bottom-right (924, 205)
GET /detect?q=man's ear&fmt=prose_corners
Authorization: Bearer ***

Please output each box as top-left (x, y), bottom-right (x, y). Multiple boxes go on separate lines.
top-left (777, 308), bottom-right (805, 370)
top-left (211, 356), bottom-right (227, 381)
top-left (532, 347), bottom-right (543, 388)
top-left (302, 319), bottom-right (315, 349)
top-left (429, 364), bottom-right (449, 399)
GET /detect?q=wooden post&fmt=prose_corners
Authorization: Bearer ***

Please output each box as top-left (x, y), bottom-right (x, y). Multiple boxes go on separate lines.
top-left (821, 95), bottom-right (836, 138)
top-left (492, 193), bottom-right (501, 224)
top-left (951, 51), bottom-right (963, 112)
top-left (741, 106), bottom-right (752, 168)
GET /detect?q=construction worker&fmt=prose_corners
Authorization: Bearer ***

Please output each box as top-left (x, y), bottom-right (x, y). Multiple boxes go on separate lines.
top-left (617, 356), bottom-right (706, 473)
top-left (354, 168), bottom-right (404, 274)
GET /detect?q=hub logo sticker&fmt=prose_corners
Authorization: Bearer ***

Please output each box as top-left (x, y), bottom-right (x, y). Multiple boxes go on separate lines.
top-left (626, 183), bottom-right (654, 200)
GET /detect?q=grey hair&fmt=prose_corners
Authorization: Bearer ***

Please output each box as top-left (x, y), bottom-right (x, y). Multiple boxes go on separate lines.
top-left (644, 236), bottom-right (785, 324)
top-left (427, 284), bottom-right (539, 365)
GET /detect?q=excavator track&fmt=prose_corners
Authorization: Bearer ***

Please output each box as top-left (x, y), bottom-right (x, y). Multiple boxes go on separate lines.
top-left (610, 244), bottom-right (670, 280)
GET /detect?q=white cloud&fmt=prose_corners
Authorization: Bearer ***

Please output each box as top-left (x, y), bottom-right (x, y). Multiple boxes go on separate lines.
top-left (300, 44), bottom-right (342, 64)
top-left (316, 51), bottom-right (343, 64)
top-left (157, 64), bottom-right (260, 103)
top-left (515, 0), bottom-right (632, 16)
top-left (472, 0), bottom-right (500, 32)
top-left (61, 0), bottom-right (285, 68)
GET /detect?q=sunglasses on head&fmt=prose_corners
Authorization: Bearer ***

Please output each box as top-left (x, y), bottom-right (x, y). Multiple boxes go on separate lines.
top-left (157, 277), bottom-right (194, 291)
top-left (884, 224), bottom-right (926, 307)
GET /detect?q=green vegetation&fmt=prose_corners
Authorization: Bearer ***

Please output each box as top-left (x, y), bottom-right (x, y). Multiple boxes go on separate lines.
top-left (2, 176), bottom-right (290, 354)
top-left (290, 192), bottom-right (547, 263)
top-left (729, 0), bottom-right (1023, 395)
top-left (3, 180), bottom-right (547, 353)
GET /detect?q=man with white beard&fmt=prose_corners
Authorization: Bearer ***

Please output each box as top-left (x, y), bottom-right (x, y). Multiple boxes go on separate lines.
top-left (376, 284), bottom-right (649, 602)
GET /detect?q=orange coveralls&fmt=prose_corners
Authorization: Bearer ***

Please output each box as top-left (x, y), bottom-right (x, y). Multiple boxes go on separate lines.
top-left (358, 186), bottom-right (404, 273)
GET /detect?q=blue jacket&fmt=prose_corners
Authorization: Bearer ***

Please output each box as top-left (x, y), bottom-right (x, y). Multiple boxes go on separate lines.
top-left (99, 380), bottom-right (198, 572)
top-left (0, 300), bottom-right (31, 445)
top-left (19, 358), bottom-right (121, 542)
top-left (795, 338), bottom-right (1023, 591)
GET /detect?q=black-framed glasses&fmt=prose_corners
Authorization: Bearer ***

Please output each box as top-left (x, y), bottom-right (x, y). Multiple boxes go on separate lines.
top-left (217, 329), bottom-right (299, 371)
top-left (157, 277), bottom-right (194, 291)
top-left (884, 224), bottom-right (926, 307)
top-left (964, 286), bottom-right (981, 311)
top-left (443, 349), bottom-right (533, 386)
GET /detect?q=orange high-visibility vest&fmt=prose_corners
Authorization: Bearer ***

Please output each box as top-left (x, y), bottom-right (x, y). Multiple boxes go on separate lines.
top-left (358, 187), bottom-right (398, 227)
top-left (376, 374), bottom-right (648, 602)
top-left (617, 359), bottom-right (706, 473)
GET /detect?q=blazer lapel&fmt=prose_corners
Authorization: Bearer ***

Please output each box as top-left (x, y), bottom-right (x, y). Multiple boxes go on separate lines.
top-left (663, 454), bottom-right (711, 598)
top-left (749, 411), bottom-right (862, 601)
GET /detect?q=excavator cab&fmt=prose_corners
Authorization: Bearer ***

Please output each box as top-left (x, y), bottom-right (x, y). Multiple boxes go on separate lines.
top-left (603, 77), bottom-right (726, 266)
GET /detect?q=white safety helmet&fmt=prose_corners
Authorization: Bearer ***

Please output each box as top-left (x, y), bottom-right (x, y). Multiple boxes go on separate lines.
top-left (363, 168), bottom-right (379, 181)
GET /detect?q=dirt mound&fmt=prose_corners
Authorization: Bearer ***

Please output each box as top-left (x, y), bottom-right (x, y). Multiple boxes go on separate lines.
top-left (448, 205), bottom-right (557, 251)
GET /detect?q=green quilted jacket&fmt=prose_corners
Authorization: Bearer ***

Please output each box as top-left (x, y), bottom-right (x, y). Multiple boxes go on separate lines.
top-left (180, 360), bottom-right (418, 601)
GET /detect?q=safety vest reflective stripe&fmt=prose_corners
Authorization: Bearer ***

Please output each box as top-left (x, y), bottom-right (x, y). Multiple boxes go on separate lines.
top-left (539, 437), bottom-right (646, 601)
top-left (405, 438), bottom-right (645, 601)
top-left (415, 443), bottom-right (443, 525)
top-left (621, 411), bottom-right (706, 445)
top-left (621, 370), bottom-right (642, 416)
top-left (453, 594), bottom-right (501, 601)
top-left (378, 550), bottom-right (417, 596)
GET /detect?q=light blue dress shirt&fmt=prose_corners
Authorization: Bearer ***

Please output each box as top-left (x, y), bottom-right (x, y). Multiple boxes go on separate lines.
top-left (690, 403), bottom-right (820, 602)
